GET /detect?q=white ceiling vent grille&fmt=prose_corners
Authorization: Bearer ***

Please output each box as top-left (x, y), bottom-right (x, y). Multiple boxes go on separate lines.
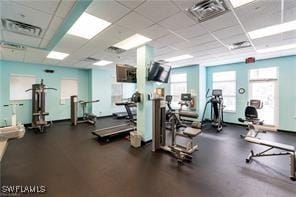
top-left (82, 57), bottom-right (100, 62)
top-left (1, 42), bottom-right (26, 50)
top-left (187, 0), bottom-right (229, 23)
top-left (228, 41), bottom-right (251, 50)
top-left (1, 18), bottom-right (42, 37)
top-left (105, 46), bottom-right (126, 54)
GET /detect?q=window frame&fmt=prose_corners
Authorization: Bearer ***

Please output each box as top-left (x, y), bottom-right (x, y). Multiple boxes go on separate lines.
top-left (212, 71), bottom-right (237, 113)
top-left (170, 73), bottom-right (188, 108)
top-left (248, 67), bottom-right (279, 126)
top-left (60, 78), bottom-right (78, 100)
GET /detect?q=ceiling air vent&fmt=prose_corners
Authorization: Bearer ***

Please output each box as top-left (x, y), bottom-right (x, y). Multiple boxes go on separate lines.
top-left (82, 57), bottom-right (100, 62)
top-left (1, 18), bottom-right (42, 37)
top-left (228, 41), bottom-right (251, 50)
top-left (105, 46), bottom-right (126, 54)
top-left (187, 0), bottom-right (229, 23)
top-left (1, 42), bottom-right (26, 50)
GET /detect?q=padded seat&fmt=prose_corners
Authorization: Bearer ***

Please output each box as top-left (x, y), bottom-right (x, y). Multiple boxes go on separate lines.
top-left (245, 137), bottom-right (295, 152)
top-left (183, 127), bottom-right (202, 137)
top-left (179, 111), bottom-right (199, 119)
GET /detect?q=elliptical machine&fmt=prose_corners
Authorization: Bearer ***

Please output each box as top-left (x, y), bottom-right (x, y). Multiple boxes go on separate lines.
top-left (201, 89), bottom-right (224, 132)
top-left (26, 79), bottom-right (57, 133)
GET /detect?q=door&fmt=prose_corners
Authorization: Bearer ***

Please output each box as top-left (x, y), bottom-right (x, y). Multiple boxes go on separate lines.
top-left (249, 80), bottom-right (278, 126)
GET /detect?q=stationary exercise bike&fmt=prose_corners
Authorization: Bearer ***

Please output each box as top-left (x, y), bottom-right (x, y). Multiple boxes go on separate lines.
top-left (201, 89), bottom-right (224, 132)
top-left (238, 100), bottom-right (264, 139)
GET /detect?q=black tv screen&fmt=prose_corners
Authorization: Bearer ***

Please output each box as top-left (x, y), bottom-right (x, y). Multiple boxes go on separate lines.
top-left (116, 64), bottom-right (137, 83)
top-left (148, 62), bottom-right (171, 83)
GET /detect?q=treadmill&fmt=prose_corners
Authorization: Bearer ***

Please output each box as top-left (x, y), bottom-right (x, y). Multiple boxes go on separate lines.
top-left (92, 101), bottom-right (136, 141)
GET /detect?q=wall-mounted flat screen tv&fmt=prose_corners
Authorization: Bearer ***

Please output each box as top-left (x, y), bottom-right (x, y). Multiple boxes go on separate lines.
top-left (116, 64), bottom-right (137, 83)
top-left (148, 62), bottom-right (171, 83)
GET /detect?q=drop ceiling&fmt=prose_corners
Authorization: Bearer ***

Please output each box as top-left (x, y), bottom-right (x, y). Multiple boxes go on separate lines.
top-left (0, 0), bottom-right (296, 69)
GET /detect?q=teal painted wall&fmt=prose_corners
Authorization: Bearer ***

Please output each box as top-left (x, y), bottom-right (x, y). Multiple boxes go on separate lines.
top-left (91, 68), bottom-right (112, 117)
top-left (0, 60), bottom-right (90, 125)
top-left (91, 68), bottom-right (135, 117)
top-left (170, 65), bottom-right (200, 113)
top-left (205, 55), bottom-right (296, 131)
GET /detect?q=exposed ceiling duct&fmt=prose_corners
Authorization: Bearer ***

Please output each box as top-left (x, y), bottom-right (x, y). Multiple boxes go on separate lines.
top-left (1, 18), bottom-right (42, 37)
top-left (187, 0), bottom-right (229, 23)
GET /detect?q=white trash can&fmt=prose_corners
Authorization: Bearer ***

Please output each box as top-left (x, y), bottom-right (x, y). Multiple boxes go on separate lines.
top-left (130, 131), bottom-right (142, 148)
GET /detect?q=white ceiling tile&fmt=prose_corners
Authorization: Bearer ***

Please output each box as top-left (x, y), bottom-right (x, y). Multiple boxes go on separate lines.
top-left (139, 24), bottom-right (170, 40)
top-left (91, 24), bottom-right (134, 47)
top-left (55, 0), bottom-right (76, 18)
top-left (241, 11), bottom-right (281, 32)
top-left (174, 24), bottom-right (207, 39)
top-left (221, 34), bottom-right (249, 45)
top-left (171, 0), bottom-right (196, 11)
top-left (135, 1), bottom-right (180, 23)
top-left (117, 11), bottom-right (154, 31)
top-left (115, 0), bottom-right (145, 9)
top-left (201, 12), bottom-right (239, 32)
top-left (213, 25), bottom-right (245, 40)
top-left (70, 43), bottom-right (100, 60)
top-left (42, 16), bottom-right (64, 41)
top-left (24, 48), bottom-right (47, 64)
top-left (284, 6), bottom-right (296, 22)
top-left (154, 33), bottom-right (186, 47)
top-left (283, 30), bottom-right (296, 40)
top-left (3, 31), bottom-right (41, 47)
top-left (39, 39), bottom-right (50, 49)
top-left (54, 34), bottom-right (88, 53)
top-left (42, 58), bottom-right (59, 65)
top-left (56, 59), bottom-right (80, 67)
top-left (12, 0), bottom-right (60, 15)
top-left (1, 1), bottom-right (52, 29)
top-left (86, 0), bottom-right (130, 23)
top-left (235, 0), bottom-right (281, 22)
top-left (1, 47), bottom-right (25, 62)
top-left (159, 12), bottom-right (195, 31)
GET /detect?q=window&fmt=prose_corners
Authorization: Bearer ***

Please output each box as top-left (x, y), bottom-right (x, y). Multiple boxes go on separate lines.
top-left (111, 78), bottom-right (123, 106)
top-left (212, 71), bottom-right (236, 112)
top-left (10, 75), bottom-right (36, 100)
top-left (170, 73), bottom-right (187, 108)
top-left (61, 79), bottom-right (78, 99)
top-left (249, 67), bottom-right (278, 126)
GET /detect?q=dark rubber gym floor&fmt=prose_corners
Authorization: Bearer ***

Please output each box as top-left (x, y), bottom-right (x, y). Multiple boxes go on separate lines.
top-left (2, 117), bottom-right (296, 197)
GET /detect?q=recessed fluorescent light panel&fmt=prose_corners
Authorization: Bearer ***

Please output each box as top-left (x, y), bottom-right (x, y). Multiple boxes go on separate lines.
top-left (248, 20), bottom-right (296, 39)
top-left (93, 60), bottom-right (113, 66)
top-left (165, 54), bottom-right (194, 62)
top-left (256, 44), bottom-right (296, 53)
top-left (67, 12), bottom-right (111, 39)
top-left (113, 34), bottom-right (152, 50)
top-left (47, 51), bottom-right (69, 60)
top-left (229, 0), bottom-right (256, 8)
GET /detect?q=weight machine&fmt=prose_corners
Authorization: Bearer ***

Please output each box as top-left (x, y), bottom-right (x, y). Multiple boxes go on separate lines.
top-left (26, 79), bottom-right (57, 133)
top-left (70, 95), bottom-right (100, 125)
top-left (152, 98), bottom-right (201, 164)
